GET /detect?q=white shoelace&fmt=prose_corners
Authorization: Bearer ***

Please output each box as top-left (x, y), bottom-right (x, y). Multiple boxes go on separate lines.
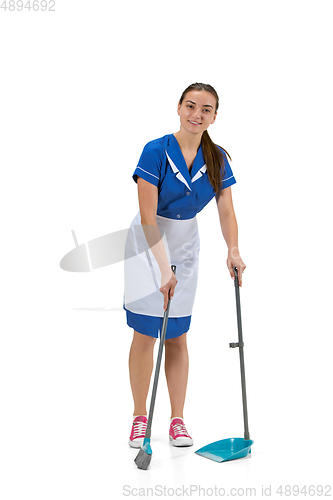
top-left (133, 420), bottom-right (147, 438)
top-left (171, 422), bottom-right (189, 437)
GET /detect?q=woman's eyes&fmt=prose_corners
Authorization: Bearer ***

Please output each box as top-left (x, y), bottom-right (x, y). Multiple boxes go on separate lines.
top-left (186, 105), bottom-right (210, 112)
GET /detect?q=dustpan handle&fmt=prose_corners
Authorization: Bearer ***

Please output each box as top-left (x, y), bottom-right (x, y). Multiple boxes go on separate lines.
top-left (232, 266), bottom-right (250, 441)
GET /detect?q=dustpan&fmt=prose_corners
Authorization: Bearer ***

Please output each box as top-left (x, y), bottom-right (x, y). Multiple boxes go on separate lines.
top-left (195, 267), bottom-right (254, 462)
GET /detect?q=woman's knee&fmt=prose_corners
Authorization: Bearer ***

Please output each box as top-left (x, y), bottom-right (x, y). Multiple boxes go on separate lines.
top-left (165, 332), bottom-right (188, 351)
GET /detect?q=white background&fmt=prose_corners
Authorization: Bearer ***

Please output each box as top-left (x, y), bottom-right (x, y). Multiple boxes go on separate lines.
top-left (1, 0), bottom-right (332, 498)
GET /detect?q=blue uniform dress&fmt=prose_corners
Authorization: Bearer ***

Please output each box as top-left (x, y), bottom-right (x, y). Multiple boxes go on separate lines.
top-left (124, 133), bottom-right (236, 339)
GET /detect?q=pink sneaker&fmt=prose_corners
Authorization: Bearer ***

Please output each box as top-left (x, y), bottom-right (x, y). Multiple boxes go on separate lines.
top-left (129, 415), bottom-right (148, 448)
top-left (169, 417), bottom-right (193, 447)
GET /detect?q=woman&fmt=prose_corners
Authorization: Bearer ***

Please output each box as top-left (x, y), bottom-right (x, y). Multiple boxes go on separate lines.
top-left (124, 83), bottom-right (246, 448)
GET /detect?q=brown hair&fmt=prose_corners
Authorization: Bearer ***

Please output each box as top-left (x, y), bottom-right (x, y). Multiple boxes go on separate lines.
top-left (178, 83), bottom-right (232, 193)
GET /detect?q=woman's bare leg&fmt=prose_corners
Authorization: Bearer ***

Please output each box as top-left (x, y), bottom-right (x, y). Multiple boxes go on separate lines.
top-left (128, 330), bottom-right (157, 416)
top-left (164, 332), bottom-right (189, 419)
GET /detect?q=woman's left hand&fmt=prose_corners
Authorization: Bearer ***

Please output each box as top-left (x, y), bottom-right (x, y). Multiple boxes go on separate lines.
top-left (227, 248), bottom-right (246, 286)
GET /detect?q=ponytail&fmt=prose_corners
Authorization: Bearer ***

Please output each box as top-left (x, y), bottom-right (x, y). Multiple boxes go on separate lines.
top-left (201, 130), bottom-right (232, 193)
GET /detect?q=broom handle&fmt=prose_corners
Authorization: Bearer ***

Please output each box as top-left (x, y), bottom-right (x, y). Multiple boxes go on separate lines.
top-left (145, 265), bottom-right (176, 440)
top-left (233, 266), bottom-right (250, 441)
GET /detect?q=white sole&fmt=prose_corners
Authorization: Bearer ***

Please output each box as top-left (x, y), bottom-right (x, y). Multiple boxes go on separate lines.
top-left (128, 438), bottom-right (144, 448)
top-left (169, 436), bottom-right (193, 447)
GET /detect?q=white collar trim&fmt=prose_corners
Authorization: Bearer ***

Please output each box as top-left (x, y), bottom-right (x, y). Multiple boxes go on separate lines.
top-left (191, 164), bottom-right (207, 183)
top-left (165, 151), bottom-right (192, 191)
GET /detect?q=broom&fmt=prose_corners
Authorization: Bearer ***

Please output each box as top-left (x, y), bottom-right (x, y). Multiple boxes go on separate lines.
top-left (134, 265), bottom-right (176, 470)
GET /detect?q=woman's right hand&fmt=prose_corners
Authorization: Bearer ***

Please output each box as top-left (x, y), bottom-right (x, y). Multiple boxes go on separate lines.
top-left (159, 268), bottom-right (178, 311)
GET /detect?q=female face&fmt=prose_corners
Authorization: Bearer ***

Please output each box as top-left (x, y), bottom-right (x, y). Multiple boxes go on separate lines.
top-left (177, 90), bottom-right (217, 135)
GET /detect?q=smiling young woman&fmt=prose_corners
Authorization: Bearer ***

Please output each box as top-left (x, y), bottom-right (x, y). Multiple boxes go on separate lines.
top-left (124, 82), bottom-right (246, 449)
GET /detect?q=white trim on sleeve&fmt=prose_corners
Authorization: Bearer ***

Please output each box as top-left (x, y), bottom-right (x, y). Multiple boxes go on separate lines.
top-left (136, 166), bottom-right (159, 181)
top-left (223, 175), bottom-right (234, 183)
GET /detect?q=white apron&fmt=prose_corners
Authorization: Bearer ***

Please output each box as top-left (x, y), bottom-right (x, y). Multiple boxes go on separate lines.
top-left (124, 212), bottom-right (200, 318)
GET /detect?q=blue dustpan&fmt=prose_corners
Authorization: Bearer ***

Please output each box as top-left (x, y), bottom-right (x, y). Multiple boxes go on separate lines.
top-left (195, 267), bottom-right (253, 463)
top-left (195, 438), bottom-right (254, 462)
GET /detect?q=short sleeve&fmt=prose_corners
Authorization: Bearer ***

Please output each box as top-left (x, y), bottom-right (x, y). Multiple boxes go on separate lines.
top-left (133, 142), bottom-right (162, 187)
top-left (219, 149), bottom-right (236, 190)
